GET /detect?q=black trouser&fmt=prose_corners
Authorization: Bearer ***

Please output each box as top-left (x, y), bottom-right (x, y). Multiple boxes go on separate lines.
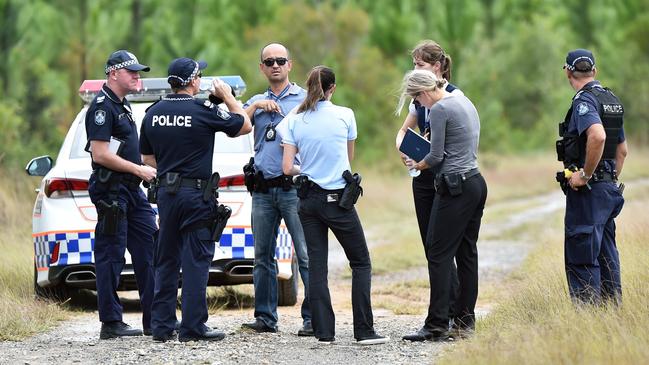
top-left (298, 187), bottom-right (376, 340)
top-left (424, 173), bottom-right (487, 332)
top-left (412, 169), bottom-right (459, 320)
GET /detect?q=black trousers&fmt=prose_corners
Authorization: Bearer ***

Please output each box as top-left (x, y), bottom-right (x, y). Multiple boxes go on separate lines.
top-left (424, 174), bottom-right (487, 332)
top-left (412, 169), bottom-right (459, 320)
top-left (298, 187), bottom-right (376, 340)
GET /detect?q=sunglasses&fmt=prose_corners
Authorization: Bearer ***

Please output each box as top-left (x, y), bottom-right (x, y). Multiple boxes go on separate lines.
top-left (262, 57), bottom-right (288, 67)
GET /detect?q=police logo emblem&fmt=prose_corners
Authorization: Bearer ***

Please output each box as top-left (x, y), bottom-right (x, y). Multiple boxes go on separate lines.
top-left (577, 102), bottom-right (589, 116)
top-left (216, 108), bottom-right (231, 120)
top-left (94, 110), bottom-right (106, 125)
top-left (266, 128), bottom-right (275, 140)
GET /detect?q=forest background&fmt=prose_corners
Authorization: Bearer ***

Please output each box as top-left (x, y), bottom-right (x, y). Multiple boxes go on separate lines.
top-left (1, 0), bottom-right (648, 169)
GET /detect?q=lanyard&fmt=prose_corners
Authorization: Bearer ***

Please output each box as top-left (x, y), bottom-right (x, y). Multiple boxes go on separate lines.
top-left (267, 84), bottom-right (291, 124)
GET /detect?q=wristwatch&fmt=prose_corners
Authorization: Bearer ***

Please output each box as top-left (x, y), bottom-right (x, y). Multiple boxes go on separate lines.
top-left (580, 170), bottom-right (592, 181)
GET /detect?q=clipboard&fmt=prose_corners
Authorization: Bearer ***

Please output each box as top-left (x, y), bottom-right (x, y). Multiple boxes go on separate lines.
top-left (399, 128), bottom-right (430, 162)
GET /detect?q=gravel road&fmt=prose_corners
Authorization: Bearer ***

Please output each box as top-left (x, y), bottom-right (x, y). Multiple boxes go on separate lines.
top-left (0, 188), bottom-right (578, 364)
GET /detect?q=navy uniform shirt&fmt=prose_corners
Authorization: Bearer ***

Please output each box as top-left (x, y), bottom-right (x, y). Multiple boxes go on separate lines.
top-left (139, 94), bottom-right (244, 179)
top-left (85, 84), bottom-right (142, 170)
top-left (243, 83), bottom-right (306, 178)
top-left (568, 80), bottom-right (625, 172)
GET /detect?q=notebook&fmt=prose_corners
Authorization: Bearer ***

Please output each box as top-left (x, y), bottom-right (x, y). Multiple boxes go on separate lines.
top-left (399, 128), bottom-right (430, 162)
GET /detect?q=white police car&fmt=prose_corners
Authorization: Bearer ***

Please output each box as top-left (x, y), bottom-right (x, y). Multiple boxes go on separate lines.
top-left (25, 76), bottom-right (299, 305)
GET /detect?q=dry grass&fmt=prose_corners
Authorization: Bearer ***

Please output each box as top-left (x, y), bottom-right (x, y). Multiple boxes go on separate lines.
top-left (0, 170), bottom-right (68, 340)
top-left (438, 182), bottom-right (649, 365)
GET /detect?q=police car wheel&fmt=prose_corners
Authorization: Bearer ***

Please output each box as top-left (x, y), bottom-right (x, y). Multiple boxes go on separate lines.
top-left (33, 266), bottom-right (75, 302)
top-left (277, 255), bottom-right (298, 307)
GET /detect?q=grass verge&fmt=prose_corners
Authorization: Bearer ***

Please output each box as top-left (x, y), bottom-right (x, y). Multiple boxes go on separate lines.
top-left (0, 170), bottom-right (68, 340)
top-left (437, 179), bottom-right (649, 364)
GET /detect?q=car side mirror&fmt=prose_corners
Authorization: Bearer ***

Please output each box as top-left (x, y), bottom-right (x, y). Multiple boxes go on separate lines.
top-left (25, 156), bottom-right (53, 176)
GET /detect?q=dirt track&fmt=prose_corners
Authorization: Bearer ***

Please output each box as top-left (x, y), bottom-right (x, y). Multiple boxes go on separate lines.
top-left (0, 190), bottom-right (571, 364)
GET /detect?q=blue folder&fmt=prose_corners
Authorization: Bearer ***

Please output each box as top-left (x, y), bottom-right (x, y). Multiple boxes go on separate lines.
top-left (399, 128), bottom-right (431, 162)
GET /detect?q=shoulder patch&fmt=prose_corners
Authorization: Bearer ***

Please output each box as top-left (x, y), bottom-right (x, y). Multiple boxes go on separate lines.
top-left (96, 95), bottom-right (105, 104)
top-left (204, 100), bottom-right (214, 109)
top-left (94, 110), bottom-right (107, 125)
top-left (577, 102), bottom-right (589, 116)
top-left (216, 108), bottom-right (231, 120)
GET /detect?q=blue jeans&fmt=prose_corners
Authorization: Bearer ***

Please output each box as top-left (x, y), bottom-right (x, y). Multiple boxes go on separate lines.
top-left (252, 187), bottom-right (310, 328)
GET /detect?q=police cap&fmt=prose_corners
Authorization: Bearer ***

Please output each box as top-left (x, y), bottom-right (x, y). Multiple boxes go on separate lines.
top-left (105, 50), bottom-right (150, 74)
top-left (167, 58), bottom-right (207, 87)
top-left (564, 49), bottom-right (595, 72)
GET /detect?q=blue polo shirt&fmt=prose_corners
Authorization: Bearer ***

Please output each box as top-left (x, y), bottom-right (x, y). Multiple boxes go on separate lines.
top-left (140, 94), bottom-right (244, 179)
top-left (243, 83), bottom-right (306, 179)
top-left (85, 84), bottom-right (142, 170)
top-left (280, 101), bottom-right (357, 190)
top-left (568, 80), bottom-right (625, 172)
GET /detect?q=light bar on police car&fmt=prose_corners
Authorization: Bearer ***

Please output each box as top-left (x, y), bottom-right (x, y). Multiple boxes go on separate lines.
top-left (78, 76), bottom-right (246, 104)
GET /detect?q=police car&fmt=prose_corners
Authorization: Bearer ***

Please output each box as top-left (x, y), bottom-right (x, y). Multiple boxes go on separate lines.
top-left (25, 76), bottom-right (299, 305)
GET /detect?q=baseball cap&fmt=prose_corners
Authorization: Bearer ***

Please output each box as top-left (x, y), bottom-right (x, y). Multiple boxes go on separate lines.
top-left (564, 49), bottom-right (595, 72)
top-left (167, 57), bottom-right (207, 87)
top-left (105, 50), bottom-right (150, 74)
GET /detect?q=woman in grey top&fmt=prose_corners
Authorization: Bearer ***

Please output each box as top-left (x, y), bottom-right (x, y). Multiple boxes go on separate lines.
top-left (397, 69), bottom-right (488, 341)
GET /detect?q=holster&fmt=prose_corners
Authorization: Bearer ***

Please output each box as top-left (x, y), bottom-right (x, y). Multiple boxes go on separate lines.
top-left (97, 199), bottom-right (121, 235)
top-left (254, 171), bottom-right (268, 193)
top-left (211, 204), bottom-right (232, 242)
top-left (164, 172), bottom-right (181, 195)
top-left (339, 170), bottom-right (363, 210)
top-left (243, 157), bottom-right (256, 194)
top-left (143, 178), bottom-right (159, 204)
top-left (443, 174), bottom-right (463, 196)
top-left (294, 175), bottom-right (310, 199)
top-left (203, 172), bottom-right (220, 202)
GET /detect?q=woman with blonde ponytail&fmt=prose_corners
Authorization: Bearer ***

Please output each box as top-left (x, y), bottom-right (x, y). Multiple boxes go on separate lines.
top-left (280, 66), bottom-right (388, 346)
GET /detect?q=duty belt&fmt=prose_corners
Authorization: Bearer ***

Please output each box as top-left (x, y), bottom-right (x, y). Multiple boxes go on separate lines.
top-left (159, 176), bottom-right (209, 189)
top-left (591, 170), bottom-right (616, 183)
top-left (438, 167), bottom-right (480, 181)
top-left (263, 175), bottom-right (294, 188)
top-left (93, 170), bottom-right (142, 191)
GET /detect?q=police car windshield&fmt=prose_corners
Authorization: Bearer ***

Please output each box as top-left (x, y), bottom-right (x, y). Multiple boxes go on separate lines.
top-left (70, 103), bottom-right (252, 159)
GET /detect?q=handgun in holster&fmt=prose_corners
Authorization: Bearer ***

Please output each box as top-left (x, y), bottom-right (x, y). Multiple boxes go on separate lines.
top-left (143, 178), bottom-right (159, 204)
top-left (294, 175), bottom-right (310, 198)
top-left (254, 171), bottom-right (269, 193)
top-left (97, 199), bottom-right (121, 235)
top-left (243, 157), bottom-right (256, 194)
top-left (339, 170), bottom-right (363, 210)
top-left (211, 204), bottom-right (232, 242)
top-left (203, 172), bottom-right (220, 202)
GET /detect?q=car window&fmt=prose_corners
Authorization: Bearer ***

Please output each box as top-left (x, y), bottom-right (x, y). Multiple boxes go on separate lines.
top-left (69, 103), bottom-right (251, 159)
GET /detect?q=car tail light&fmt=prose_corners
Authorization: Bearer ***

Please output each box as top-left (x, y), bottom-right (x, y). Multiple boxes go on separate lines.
top-left (219, 174), bottom-right (246, 188)
top-left (44, 178), bottom-right (89, 198)
top-left (50, 242), bottom-right (60, 264)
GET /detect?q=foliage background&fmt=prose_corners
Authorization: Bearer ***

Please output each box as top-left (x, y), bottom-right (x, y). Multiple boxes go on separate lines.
top-left (1, 0), bottom-right (648, 168)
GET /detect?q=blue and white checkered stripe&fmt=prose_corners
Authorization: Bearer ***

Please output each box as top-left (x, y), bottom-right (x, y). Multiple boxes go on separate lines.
top-left (217, 227), bottom-right (293, 260)
top-left (33, 232), bottom-right (95, 268)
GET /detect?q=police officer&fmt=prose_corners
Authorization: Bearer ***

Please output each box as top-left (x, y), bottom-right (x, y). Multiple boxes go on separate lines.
top-left (281, 66), bottom-right (388, 345)
top-left (140, 57), bottom-right (251, 342)
top-left (85, 50), bottom-right (157, 339)
top-left (557, 49), bottom-right (627, 304)
top-left (241, 43), bottom-right (312, 336)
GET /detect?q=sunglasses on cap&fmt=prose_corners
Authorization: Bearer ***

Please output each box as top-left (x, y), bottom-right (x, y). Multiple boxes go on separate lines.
top-left (262, 57), bottom-right (288, 67)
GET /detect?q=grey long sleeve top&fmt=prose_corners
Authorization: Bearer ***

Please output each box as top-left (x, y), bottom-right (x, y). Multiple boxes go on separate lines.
top-left (422, 94), bottom-right (480, 175)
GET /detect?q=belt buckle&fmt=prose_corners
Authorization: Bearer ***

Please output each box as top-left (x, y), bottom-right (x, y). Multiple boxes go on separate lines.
top-left (326, 193), bottom-right (339, 202)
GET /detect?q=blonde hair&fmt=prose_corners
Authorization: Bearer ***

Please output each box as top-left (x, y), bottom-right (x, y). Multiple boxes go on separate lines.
top-left (395, 69), bottom-right (446, 115)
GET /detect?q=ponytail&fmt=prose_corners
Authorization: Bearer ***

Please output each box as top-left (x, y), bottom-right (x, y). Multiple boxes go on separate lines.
top-left (297, 66), bottom-right (335, 114)
top-left (441, 54), bottom-right (452, 81)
